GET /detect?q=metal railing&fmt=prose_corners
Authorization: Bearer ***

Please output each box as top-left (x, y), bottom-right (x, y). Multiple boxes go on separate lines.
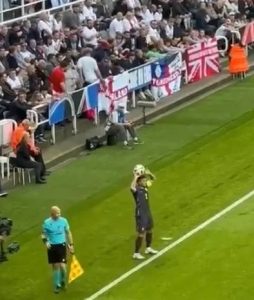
top-left (0, 0), bottom-right (85, 25)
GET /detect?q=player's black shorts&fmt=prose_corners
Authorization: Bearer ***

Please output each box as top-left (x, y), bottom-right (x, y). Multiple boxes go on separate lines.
top-left (47, 243), bottom-right (67, 264)
top-left (136, 215), bottom-right (154, 233)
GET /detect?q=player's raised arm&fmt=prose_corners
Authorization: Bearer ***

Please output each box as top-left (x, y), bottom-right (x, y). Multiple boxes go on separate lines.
top-left (145, 169), bottom-right (156, 180)
top-left (130, 175), bottom-right (139, 192)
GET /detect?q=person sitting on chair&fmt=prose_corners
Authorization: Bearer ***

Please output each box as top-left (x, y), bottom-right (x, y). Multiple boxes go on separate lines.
top-left (105, 104), bottom-right (142, 148)
top-left (16, 133), bottom-right (46, 184)
top-left (11, 119), bottom-right (49, 178)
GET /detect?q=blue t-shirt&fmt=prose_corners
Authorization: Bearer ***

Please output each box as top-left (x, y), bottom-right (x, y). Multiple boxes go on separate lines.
top-left (42, 217), bottom-right (70, 245)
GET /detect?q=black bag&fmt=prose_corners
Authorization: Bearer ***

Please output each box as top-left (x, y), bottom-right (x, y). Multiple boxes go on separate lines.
top-left (85, 136), bottom-right (103, 151)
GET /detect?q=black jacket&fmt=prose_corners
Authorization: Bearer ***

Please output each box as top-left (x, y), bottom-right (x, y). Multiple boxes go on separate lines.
top-left (10, 100), bottom-right (32, 123)
top-left (16, 141), bottom-right (31, 162)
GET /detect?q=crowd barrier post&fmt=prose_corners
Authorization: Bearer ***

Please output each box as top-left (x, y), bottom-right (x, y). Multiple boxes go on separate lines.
top-left (48, 97), bottom-right (76, 145)
top-left (27, 104), bottom-right (49, 146)
top-left (216, 35), bottom-right (229, 56)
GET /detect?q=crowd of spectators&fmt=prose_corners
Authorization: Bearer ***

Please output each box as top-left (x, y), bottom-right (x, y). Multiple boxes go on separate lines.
top-left (0, 0), bottom-right (252, 141)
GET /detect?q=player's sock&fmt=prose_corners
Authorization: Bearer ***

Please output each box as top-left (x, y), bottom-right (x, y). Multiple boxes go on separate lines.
top-left (135, 236), bottom-right (143, 253)
top-left (53, 269), bottom-right (61, 288)
top-left (146, 232), bottom-right (152, 248)
top-left (60, 267), bottom-right (67, 287)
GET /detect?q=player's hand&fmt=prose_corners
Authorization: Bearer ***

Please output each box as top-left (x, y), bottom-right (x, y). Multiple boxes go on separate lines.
top-left (68, 244), bottom-right (75, 255)
top-left (45, 242), bottom-right (51, 249)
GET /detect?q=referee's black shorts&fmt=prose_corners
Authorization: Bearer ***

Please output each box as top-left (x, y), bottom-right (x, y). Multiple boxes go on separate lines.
top-left (47, 243), bottom-right (67, 264)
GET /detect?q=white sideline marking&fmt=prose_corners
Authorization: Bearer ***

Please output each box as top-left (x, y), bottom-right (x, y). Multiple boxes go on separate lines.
top-left (86, 190), bottom-right (254, 300)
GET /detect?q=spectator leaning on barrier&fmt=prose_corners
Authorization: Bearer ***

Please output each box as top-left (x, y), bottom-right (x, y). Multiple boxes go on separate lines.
top-left (77, 47), bottom-right (104, 86)
top-left (49, 58), bottom-right (70, 98)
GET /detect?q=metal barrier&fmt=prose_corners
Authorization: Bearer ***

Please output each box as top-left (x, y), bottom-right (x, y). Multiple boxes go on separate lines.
top-left (216, 35), bottom-right (229, 55)
top-left (22, 40), bottom-right (222, 146)
top-left (26, 97), bottom-right (77, 145)
top-left (0, 0), bottom-right (86, 25)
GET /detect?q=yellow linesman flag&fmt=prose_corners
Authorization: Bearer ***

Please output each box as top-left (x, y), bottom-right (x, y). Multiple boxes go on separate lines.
top-left (68, 255), bottom-right (84, 284)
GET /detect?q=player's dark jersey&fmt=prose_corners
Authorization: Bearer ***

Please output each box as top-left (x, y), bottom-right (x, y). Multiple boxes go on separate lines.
top-left (131, 186), bottom-right (152, 219)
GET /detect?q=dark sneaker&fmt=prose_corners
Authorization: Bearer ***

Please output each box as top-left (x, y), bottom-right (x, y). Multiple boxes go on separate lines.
top-left (36, 179), bottom-right (47, 184)
top-left (54, 285), bottom-right (61, 294)
top-left (61, 281), bottom-right (66, 291)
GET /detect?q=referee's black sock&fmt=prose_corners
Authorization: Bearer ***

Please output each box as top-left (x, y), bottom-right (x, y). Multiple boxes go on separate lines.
top-left (146, 232), bottom-right (152, 248)
top-left (135, 236), bottom-right (143, 253)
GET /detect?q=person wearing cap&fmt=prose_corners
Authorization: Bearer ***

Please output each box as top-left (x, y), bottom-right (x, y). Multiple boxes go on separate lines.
top-left (41, 206), bottom-right (74, 293)
top-left (130, 170), bottom-right (158, 260)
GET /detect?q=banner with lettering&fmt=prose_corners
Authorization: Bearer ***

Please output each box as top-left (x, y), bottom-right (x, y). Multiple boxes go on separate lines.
top-left (151, 52), bottom-right (182, 100)
top-left (128, 63), bottom-right (152, 91)
top-left (98, 72), bottom-right (129, 113)
top-left (185, 38), bottom-right (220, 83)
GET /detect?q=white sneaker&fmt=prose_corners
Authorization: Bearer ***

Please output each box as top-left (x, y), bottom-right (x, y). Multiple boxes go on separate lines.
top-left (133, 253), bottom-right (145, 260)
top-left (145, 247), bottom-right (158, 255)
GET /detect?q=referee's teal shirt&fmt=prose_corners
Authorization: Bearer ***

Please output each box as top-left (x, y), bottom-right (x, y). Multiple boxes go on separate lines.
top-left (42, 217), bottom-right (70, 245)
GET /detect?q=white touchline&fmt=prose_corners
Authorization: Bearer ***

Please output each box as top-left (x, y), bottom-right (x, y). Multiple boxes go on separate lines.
top-left (85, 189), bottom-right (254, 300)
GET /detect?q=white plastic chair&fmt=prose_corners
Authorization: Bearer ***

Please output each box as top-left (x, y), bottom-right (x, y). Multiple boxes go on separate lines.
top-left (12, 167), bottom-right (31, 186)
top-left (0, 156), bottom-right (10, 179)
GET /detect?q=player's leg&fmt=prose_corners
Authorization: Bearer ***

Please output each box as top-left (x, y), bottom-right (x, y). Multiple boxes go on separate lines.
top-left (133, 217), bottom-right (146, 260)
top-left (52, 263), bottom-right (62, 293)
top-left (133, 232), bottom-right (145, 260)
top-left (60, 263), bottom-right (67, 289)
top-left (145, 219), bottom-right (158, 255)
top-left (49, 244), bottom-right (65, 293)
top-left (59, 243), bottom-right (67, 289)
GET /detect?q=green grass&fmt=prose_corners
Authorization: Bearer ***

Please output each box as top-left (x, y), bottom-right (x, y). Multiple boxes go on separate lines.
top-left (1, 77), bottom-right (254, 299)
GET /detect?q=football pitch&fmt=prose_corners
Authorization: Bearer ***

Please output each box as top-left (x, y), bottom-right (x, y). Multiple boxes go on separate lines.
top-left (2, 77), bottom-right (254, 299)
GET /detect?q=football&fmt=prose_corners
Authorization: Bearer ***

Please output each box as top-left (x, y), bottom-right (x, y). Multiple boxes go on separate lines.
top-left (133, 164), bottom-right (146, 176)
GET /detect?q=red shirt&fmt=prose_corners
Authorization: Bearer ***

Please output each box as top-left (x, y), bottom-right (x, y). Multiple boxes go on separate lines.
top-left (49, 66), bottom-right (65, 94)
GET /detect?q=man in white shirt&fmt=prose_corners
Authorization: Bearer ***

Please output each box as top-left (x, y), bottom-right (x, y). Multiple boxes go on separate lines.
top-left (38, 13), bottom-right (53, 37)
top-left (81, 0), bottom-right (97, 22)
top-left (147, 20), bottom-right (161, 45)
top-left (140, 5), bottom-right (154, 25)
top-left (81, 19), bottom-right (98, 47)
top-left (109, 12), bottom-right (124, 39)
top-left (20, 42), bottom-right (34, 62)
top-left (77, 48), bottom-right (104, 86)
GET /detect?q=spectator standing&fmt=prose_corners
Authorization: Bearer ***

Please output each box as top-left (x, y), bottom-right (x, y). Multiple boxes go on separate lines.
top-left (77, 48), bottom-right (104, 86)
top-left (49, 58), bottom-right (70, 98)
top-left (109, 12), bottom-right (124, 39)
top-left (81, 19), bottom-right (99, 48)
top-left (38, 13), bottom-right (53, 41)
top-left (62, 5), bottom-right (81, 29)
top-left (81, 0), bottom-right (97, 22)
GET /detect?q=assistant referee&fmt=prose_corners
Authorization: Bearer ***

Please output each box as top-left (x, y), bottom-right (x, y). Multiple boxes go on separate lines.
top-left (41, 206), bottom-right (74, 293)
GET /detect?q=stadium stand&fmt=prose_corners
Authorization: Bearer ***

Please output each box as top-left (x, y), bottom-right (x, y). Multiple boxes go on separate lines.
top-left (0, 0), bottom-right (251, 178)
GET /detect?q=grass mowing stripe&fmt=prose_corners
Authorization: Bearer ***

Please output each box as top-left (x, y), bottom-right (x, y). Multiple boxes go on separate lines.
top-left (85, 190), bottom-right (254, 300)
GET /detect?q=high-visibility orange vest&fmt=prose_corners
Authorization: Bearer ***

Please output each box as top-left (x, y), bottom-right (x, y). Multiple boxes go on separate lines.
top-left (11, 125), bottom-right (36, 153)
top-left (228, 44), bottom-right (249, 74)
